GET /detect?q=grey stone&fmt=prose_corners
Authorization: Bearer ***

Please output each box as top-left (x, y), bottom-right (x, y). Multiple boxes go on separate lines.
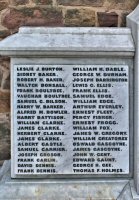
top-left (1, 160), bottom-right (139, 199)
top-left (0, 27), bottom-right (135, 57)
top-left (0, 27), bottom-right (132, 179)
top-left (0, 10), bottom-right (138, 200)
top-left (10, 56), bottom-right (134, 180)
top-left (127, 4), bottom-right (139, 195)
top-left (117, 183), bottom-right (133, 200)
top-left (0, 160), bottom-right (11, 181)
top-left (130, 181), bottom-right (139, 200)
top-left (11, 64), bottom-right (129, 178)
top-left (0, 161), bottom-right (132, 200)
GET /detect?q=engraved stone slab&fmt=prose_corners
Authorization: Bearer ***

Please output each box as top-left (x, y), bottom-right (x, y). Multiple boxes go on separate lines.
top-left (0, 161), bottom-right (131, 200)
top-left (12, 65), bottom-right (129, 177)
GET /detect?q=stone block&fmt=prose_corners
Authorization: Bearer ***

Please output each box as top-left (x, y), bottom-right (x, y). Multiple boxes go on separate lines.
top-left (0, 91), bottom-right (10, 113)
top-left (0, 161), bottom-right (134, 200)
top-left (97, 12), bottom-right (118, 27)
top-left (57, 0), bottom-right (104, 6)
top-left (1, 71), bottom-right (10, 90)
top-left (0, 30), bottom-right (11, 39)
top-left (33, 0), bottom-right (52, 5)
top-left (0, 1), bottom-right (8, 11)
top-left (9, 0), bottom-right (29, 5)
top-left (121, 12), bottom-right (129, 27)
top-left (104, 0), bottom-right (139, 10)
top-left (64, 8), bottom-right (95, 27)
top-left (0, 114), bottom-right (10, 162)
top-left (0, 71), bottom-right (10, 90)
top-left (0, 69), bottom-right (2, 87)
top-left (0, 57), bottom-right (10, 90)
top-left (0, 57), bottom-right (10, 70)
top-left (2, 7), bottom-right (63, 31)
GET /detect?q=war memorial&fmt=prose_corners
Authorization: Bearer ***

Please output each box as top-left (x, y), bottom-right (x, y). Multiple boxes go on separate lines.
top-left (0, 3), bottom-right (139, 200)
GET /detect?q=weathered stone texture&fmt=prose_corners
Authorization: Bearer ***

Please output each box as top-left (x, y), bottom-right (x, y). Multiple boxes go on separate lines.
top-left (0, 91), bottom-right (10, 114)
top-left (0, 30), bottom-right (11, 39)
top-left (0, 113), bottom-right (10, 163)
top-left (0, 57), bottom-right (10, 90)
top-left (105, 0), bottom-right (139, 10)
top-left (2, 7), bottom-right (63, 31)
top-left (0, 0), bottom-right (138, 166)
top-left (2, 73), bottom-right (10, 90)
top-left (57, 0), bottom-right (104, 6)
top-left (64, 8), bottom-right (95, 27)
top-left (0, 98), bottom-right (10, 113)
top-left (33, 0), bottom-right (52, 5)
top-left (0, 1), bottom-right (8, 11)
top-left (9, 0), bottom-right (29, 5)
top-left (97, 12), bottom-right (118, 27)
top-left (0, 0), bottom-right (138, 33)
top-left (0, 57), bottom-right (9, 70)
top-left (121, 12), bottom-right (129, 27)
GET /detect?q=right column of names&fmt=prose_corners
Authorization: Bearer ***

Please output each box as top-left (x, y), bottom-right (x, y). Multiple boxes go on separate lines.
top-left (72, 65), bottom-right (129, 174)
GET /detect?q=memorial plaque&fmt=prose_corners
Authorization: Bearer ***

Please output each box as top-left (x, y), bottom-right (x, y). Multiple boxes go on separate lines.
top-left (12, 64), bottom-right (129, 176)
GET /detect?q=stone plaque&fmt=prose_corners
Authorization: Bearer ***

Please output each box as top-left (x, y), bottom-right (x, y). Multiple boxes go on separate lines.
top-left (12, 64), bottom-right (129, 176)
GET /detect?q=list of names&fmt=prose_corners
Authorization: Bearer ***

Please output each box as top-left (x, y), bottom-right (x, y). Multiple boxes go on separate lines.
top-left (13, 65), bottom-right (129, 175)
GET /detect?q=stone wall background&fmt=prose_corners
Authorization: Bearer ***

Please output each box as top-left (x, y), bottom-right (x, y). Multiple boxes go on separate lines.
top-left (0, 0), bottom-right (138, 165)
